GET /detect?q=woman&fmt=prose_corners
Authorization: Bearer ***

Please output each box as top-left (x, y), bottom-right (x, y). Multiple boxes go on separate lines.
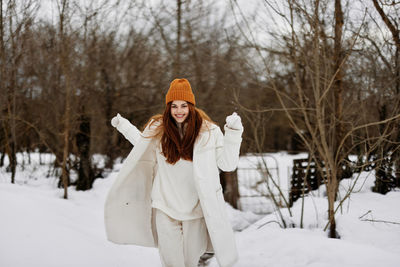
top-left (104, 78), bottom-right (243, 267)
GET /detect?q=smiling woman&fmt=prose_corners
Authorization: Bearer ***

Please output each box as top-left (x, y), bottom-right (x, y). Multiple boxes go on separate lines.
top-left (171, 100), bottom-right (189, 124)
top-left (105, 78), bottom-right (244, 267)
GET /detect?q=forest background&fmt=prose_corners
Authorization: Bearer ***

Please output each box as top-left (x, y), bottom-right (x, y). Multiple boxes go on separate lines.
top-left (1, 0), bottom-right (399, 238)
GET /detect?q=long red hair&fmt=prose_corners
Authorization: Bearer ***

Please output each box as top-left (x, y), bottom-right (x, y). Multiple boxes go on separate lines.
top-left (144, 103), bottom-right (213, 164)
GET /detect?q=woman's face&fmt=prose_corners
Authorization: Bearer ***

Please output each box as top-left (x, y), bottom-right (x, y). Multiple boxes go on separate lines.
top-left (171, 100), bottom-right (189, 124)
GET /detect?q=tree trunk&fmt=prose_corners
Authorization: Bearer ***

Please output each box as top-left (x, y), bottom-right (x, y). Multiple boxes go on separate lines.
top-left (333, 0), bottom-right (344, 183)
top-left (2, 120), bottom-right (16, 182)
top-left (219, 170), bottom-right (239, 209)
top-left (102, 68), bottom-right (117, 169)
top-left (327, 185), bottom-right (338, 238)
top-left (75, 113), bottom-right (95, 190)
top-left (174, 0), bottom-right (182, 77)
top-left (326, 0), bottom-right (344, 238)
top-left (0, 0), bottom-right (5, 170)
top-left (2, 0), bottom-right (18, 184)
top-left (0, 149), bottom-right (4, 167)
top-left (61, 103), bottom-right (70, 199)
top-left (393, 33), bottom-right (400, 189)
top-left (372, 0), bottom-right (400, 191)
top-left (59, 0), bottom-right (70, 199)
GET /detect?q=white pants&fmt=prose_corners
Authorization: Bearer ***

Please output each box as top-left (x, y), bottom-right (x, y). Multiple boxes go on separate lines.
top-left (155, 209), bottom-right (208, 267)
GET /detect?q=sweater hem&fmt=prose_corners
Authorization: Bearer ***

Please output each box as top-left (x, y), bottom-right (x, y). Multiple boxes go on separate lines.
top-left (151, 202), bottom-right (204, 221)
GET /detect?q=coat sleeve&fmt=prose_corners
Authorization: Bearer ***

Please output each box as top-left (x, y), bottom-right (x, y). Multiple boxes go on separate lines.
top-left (116, 119), bottom-right (141, 146)
top-left (215, 124), bottom-right (243, 172)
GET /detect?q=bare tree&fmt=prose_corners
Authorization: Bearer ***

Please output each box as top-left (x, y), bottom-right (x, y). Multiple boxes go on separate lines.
top-left (369, 0), bottom-right (400, 192)
top-left (57, 0), bottom-right (73, 199)
top-left (0, 0), bottom-right (39, 183)
top-left (175, 0), bottom-right (182, 76)
top-left (231, 0), bottom-right (400, 238)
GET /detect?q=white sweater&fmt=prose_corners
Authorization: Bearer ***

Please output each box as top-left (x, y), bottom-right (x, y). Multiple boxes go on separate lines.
top-left (116, 119), bottom-right (203, 220)
top-left (151, 142), bottom-right (203, 221)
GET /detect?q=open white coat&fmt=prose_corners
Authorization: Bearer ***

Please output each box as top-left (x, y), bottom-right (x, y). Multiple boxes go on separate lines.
top-left (104, 120), bottom-right (243, 267)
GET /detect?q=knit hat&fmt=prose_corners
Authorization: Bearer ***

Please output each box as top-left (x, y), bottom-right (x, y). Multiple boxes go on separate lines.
top-left (165, 78), bottom-right (196, 105)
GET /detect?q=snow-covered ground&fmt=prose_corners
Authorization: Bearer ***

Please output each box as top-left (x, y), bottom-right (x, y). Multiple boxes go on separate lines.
top-left (1, 152), bottom-right (399, 267)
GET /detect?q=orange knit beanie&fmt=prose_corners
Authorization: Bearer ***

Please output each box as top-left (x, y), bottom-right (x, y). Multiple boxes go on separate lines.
top-left (165, 78), bottom-right (196, 105)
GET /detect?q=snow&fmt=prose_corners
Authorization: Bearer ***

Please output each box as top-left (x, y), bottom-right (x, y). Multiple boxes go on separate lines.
top-left (0, 160), bottom-right (160, 267)
top-left (218, 171), bottom-right (400, 267)
top-left (1, 152), bottom-right (400, 267)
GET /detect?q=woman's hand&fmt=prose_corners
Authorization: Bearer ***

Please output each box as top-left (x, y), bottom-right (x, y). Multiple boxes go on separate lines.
top-left (111, 113), bottom-right (121, 127)
top-left (111, 113), bottom-right (141, 145)
top-left (111, 113), bottom-right (131, 128)
top-left (225, 112), bottom-right (243, 130)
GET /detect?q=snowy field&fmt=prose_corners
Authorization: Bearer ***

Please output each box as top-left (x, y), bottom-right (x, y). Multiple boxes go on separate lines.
top-left (1, 152), bottom-right (400, 267)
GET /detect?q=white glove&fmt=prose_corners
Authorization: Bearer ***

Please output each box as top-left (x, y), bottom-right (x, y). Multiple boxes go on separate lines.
top-left (111, 113), bottom-right (131, 129)
top-left (225, 112), bottom-right (243, 130)
top-left (111, 113), bottom-right (121, 127)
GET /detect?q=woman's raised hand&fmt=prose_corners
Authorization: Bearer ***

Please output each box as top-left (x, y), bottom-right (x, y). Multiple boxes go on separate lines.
top-left (225, 112), bottom-right (243, 130)
top-left (110, 113), bottom-right (141, 145)
top-left (111, 113), bottom-right (131, 128)
top-left (111, 114), bottom-right (120, 127)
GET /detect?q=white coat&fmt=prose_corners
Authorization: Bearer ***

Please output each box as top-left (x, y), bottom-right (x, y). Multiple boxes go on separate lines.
top-left (104, 119), bottom-right (243, 267)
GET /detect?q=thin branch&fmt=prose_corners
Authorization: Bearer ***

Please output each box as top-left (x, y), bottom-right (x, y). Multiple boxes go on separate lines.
top-left (360, 219), bottom-right (400, 225)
